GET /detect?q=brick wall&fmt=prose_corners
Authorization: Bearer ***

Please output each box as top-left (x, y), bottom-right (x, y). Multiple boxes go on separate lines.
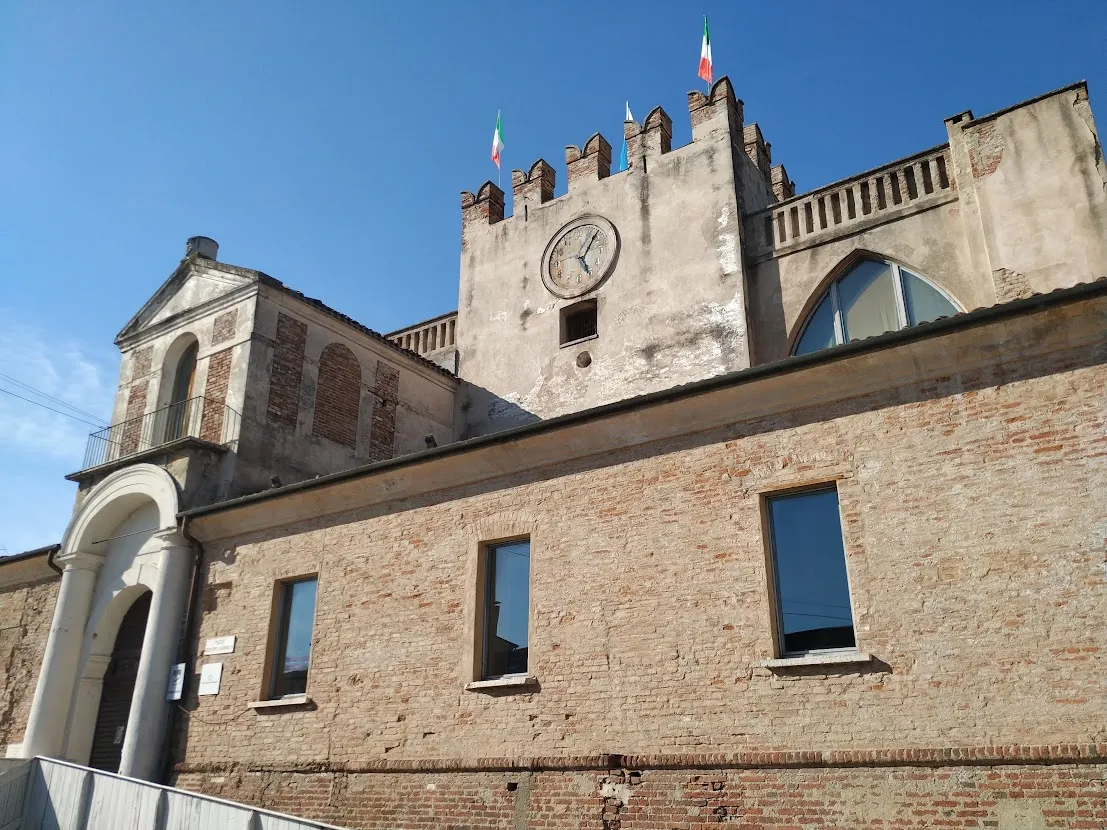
top-left (130, 345), bottom-right (153, 381)
top-left (212, 309), bottom-right (239, 346)
top-left (312, 343), bottom-right (362, 449)
top-left (266, 312), bottom-right (308, 428)
top-left (367, 361), bottom-right (399, 460)
top-left (200, 348), bottom-right (233, 443)
top-left (175, 343), bottom-right (1106, 777)
top-left (0, 580), bottom-right (59, 747)
top-left (119, 380), bottom-right (148, 455)
top-left (174, 758), bottom-right (1107, 830)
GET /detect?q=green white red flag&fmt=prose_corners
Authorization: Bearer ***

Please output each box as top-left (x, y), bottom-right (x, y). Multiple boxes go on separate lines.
top-left (698, 17), bottom-right (713, 85)
top-left (491, 111), bottom-right (504, 169)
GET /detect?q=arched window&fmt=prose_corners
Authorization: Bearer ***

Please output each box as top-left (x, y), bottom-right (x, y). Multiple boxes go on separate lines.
top-left (792, 257), bottom-right (960, 356)
top-left (158, 335), bottom-right (199, 442)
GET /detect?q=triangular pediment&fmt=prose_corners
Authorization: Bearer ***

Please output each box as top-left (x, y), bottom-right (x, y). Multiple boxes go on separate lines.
top-left (115, 258), bottom-right (259, 344)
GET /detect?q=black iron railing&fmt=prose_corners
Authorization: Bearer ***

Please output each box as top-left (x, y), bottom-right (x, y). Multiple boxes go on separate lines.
top-left (81, 396), bottom-right (240, 471)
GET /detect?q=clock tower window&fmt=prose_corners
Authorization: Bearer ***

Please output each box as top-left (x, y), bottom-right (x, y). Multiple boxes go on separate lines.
top-left (560, 299), bottom-right (598, 346)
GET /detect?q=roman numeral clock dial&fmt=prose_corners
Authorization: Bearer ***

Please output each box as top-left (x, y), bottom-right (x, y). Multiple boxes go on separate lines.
top-left (541, 215), bottom-right (620, 299)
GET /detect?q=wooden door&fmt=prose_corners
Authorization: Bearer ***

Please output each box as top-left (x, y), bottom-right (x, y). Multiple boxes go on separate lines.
top-left (88, 592), bottom-right (151, 773)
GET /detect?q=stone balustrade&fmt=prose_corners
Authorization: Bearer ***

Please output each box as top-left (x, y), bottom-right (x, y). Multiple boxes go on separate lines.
top-left (388, 312), bottom-right (457, 357)
top-left (747, 144), bottom-right (956, 260)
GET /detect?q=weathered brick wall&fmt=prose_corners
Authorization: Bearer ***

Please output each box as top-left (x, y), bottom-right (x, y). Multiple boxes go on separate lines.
top-left (176, 342), bottom-right (1106, 779)
top-left (119, 380), bottom-right (149, 455)
top-left (174, 758), bottom-right (1107, 830)
top-left (200, 348), bottom-right (233, 443)
top-left (312, 343), bottom-right (362, 449)
top-left (211, 309), bottom-right (239, 346)
top-left (266, 312), bottom-right (308, 428)
top-left (367, 360), bottom-right (399, 460)
top-left (0, 580), bottom-right (59, 747)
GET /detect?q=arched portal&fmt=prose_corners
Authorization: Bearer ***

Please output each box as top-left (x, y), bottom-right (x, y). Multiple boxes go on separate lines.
top-left (20, 464), bottom-right (191, 782)
top-left (88, 590), bottom-right (151, 772)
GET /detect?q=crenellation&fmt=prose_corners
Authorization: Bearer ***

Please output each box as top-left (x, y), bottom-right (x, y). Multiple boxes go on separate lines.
top-left (771, 164), bottom-right (795, 201)
top-left (460, 181), bottom-right (505, 229)
top-left (642, 106), bottom-right (673, 157)
top-left (688, 76), bottom-right (743, 140)
top-left (743, 122), bottom-right (773, 190)
top-left (622, 117), bottom-right (645, 169)
top-left (565, 133), bottom-right (612, 188)
top-left (511, 159), bottom-right (556, 215)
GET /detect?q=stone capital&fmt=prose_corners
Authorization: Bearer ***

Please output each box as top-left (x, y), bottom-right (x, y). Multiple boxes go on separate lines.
top-left (151, 528), bottom-right (193, 552)
top-left (56, 549), bottom-right (105, 573)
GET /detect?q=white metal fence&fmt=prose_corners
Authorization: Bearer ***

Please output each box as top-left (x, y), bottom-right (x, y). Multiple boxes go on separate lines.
top-left (0, 757), bottom-right (349, 830)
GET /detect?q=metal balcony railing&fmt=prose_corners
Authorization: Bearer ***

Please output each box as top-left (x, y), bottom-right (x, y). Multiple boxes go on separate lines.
top-left (81, 396), bottom-right (240, 471)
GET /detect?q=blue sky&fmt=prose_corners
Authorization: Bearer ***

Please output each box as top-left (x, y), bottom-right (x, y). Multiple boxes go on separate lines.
top-left (1, 1), bottom-right (1105, 554)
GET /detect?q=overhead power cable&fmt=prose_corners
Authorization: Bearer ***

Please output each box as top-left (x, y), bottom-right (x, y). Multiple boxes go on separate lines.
top-left (0, 372), bottom-right (109, 425)
top-left (0, 387), bottom-right (107, 428)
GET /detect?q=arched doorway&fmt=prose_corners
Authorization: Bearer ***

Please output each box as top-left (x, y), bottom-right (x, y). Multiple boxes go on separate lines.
top-left (87, 591), bottom-right (151, 773)
top-left (21, 464), bottom-right (191, 781)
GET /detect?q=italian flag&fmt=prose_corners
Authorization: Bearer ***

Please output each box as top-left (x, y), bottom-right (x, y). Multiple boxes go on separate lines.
top-left (698, 16), bottom-right (713, 85)
top-left (491, 111), bottom-right (504, 169)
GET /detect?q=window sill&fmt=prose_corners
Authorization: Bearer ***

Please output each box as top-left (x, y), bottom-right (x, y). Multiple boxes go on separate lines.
top-left (464, 674), bottom-right (538, 692)
top-left (559, 334), bottom-right (598, 349)
top-left (247, 695), bottom-right (312, 710)
top-left (760, 650), bottom-right (872, 669)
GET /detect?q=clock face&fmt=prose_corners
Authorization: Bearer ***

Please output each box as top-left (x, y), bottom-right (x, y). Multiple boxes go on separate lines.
top-left (542, 216), bottom-right (619, 299)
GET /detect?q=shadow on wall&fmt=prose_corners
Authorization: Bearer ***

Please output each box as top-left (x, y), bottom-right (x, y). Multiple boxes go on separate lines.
top-left (747, 257), bottom-right (787, 366)
top-left (456, 381), bottom-right (540, 441)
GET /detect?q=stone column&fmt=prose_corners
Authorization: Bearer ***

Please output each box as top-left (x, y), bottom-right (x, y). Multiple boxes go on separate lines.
top-left (118, 532), bottom-right (193, 780)
top-left (21, 551), bottom-right (103, 759)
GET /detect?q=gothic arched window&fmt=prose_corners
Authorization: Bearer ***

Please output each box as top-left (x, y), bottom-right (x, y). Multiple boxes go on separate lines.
top-left (792, 258), bottom-right (960, 356)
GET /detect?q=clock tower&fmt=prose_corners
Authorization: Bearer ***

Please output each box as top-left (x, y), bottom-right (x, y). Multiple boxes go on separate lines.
top-left (455, 78), bottom-right (788, 439)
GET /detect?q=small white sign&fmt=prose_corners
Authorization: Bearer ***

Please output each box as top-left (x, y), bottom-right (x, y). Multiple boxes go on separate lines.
top-left (166, 663), bottom-right (186, 701)
top-left (204, 635), bottom-right (236, 656)
top-left (198, 662), bottom-right (223, 696)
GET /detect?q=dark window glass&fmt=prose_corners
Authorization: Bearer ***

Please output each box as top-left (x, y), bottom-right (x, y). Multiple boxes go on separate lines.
top-left (483, 540), bottom-right (530, 678)
top-left (271, 577), bottom-right (317, 698)
top-left (793, 292), bottom-right (836, 356)
top-left (767, 489), bottom-right (856, 654)
top-left (561, 301), bottom-right (597, 345)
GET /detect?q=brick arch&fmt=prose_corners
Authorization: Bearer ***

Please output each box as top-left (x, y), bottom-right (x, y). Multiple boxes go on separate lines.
top-left (313, 343), bottom-right (362, 448)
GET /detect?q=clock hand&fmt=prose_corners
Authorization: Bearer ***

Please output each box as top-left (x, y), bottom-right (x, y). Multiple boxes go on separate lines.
top-left (578, 229), bottom-right (598, 259)
top-left (576, 255), bottom-right (591, 275)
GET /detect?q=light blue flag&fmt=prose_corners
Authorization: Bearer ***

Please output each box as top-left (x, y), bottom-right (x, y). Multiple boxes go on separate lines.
top-left (619, 101), bottom-right (633, 171)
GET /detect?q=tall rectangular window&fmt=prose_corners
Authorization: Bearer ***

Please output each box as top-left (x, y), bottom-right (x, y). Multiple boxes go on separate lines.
top-left (270, 577), bottom-right (318, 698)
top-left (766, 488), bottom-right (856, 655)
top-left (482, 540), bottom-right (531, 679)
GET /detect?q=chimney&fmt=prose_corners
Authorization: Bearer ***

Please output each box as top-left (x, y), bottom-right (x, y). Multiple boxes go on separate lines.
top-left (186, 236), bottom-right (219, 260)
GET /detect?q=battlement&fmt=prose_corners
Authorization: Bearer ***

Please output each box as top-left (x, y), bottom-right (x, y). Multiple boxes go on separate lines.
top-left (460, 76), bottom-right (785, 230)
top-left (459, 181), bottom-right (506, 233)
top-left (511, 159), bottom-right (556, 215)
top-left (565, 134), bottom-right (612, 187)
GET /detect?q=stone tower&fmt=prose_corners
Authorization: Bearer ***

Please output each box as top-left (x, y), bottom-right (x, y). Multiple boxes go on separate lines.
top-left (454, 78), bottom-right (792, 438)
